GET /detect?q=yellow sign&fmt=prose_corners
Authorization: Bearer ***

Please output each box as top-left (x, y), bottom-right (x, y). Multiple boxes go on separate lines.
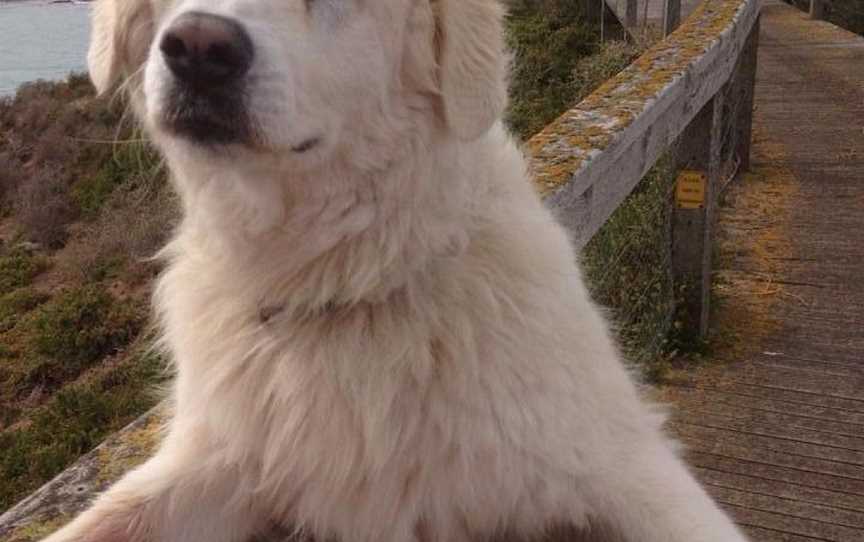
top-left (675, 170), bottom-right (707, 209)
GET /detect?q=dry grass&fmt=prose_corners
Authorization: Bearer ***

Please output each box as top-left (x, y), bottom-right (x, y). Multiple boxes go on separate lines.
top-left (13, 168), bottom-right (79, 249)
top-left (0, 152), bottom-right (17, 207)
top-left (64, 179), bottom-right (178, 284)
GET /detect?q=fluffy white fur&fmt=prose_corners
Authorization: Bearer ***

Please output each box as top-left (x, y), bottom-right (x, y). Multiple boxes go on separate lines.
top-left (43, 1), bottom-right (749, 541)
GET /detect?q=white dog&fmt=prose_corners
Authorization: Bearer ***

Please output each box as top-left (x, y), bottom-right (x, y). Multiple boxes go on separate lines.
top-left (42, 1), bottom-right (748, 541)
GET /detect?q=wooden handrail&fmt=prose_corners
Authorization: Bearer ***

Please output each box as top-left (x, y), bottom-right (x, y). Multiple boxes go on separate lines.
top-left (531, 0), bottom-right (759, 245)
top-left (530, 0), bottom-right (761, 335)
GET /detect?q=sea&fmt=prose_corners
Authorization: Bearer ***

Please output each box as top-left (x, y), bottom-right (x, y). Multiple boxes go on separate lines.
top-left (0, 1), bottom-right (91, 96)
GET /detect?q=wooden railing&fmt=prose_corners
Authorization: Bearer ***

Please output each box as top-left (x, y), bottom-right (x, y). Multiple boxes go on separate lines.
top-left (810, 0), bottom-right (828, 19)
top-left (664, 0), bottom-right (683, 35)
top-left (531, 0), bottom-right (761, 337)
top-left (0, 1), bottom-right (762, 539)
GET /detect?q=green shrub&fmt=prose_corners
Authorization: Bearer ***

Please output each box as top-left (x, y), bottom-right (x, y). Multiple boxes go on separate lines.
top-left (0, 288), bottom-right (49, 333)
top-left (0, 249), bottom-right (49, 294)
top-left (505, 4), bottom-right (639, 139)
top-left (505, 1), bottom-right (600, 138)
top-left (74, 141), bottom-right (162, 217)
top-left (14, 168), bottom-right (79, 249)
top-left (0, 347), bottom-right (167, 509)
top-left (29, 286), bottom-right (144, 375)
top-left (0, 286), bottom-right (145, 400)
top-left (581, 157), bottom-right (678, 379)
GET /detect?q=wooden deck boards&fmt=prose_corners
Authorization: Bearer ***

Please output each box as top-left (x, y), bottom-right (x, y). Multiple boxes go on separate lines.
top-left (663, 2), bottom-right (864, 540)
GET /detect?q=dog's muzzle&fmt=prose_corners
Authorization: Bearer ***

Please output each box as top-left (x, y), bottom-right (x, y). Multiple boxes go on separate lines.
top-left (158, 12), bottom-right (255, 145)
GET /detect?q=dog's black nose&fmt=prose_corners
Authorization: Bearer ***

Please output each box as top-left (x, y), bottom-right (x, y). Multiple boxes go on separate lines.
top-left (160, 12), bottom-right (254, 87)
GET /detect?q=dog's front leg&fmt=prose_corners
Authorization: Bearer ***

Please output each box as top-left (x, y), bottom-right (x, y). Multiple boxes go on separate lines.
top-left (40, 436), bottom-right (263, 542)
top-left (585, 441), bottom-right (749, 542)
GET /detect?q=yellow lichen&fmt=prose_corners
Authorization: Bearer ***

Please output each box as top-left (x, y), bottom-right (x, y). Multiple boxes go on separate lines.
top-left (96, 410), bottom-right (165, 485)
top-left (528, 0), bottom-right (756, 196)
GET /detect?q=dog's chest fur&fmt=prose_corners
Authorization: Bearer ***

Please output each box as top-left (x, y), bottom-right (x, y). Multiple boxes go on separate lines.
top-left (155, 239), bottom-right (611, 541)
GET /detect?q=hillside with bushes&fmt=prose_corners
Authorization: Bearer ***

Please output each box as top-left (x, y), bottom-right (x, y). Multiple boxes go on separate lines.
top-left (0, 1), bottom-right (656, 512)
top-left (0, 76), bottom-right (174, 510)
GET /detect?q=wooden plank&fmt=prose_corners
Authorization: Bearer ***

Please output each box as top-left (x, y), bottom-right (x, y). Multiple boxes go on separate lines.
top-left (719, 381), bottom-right (864, 416)
top-left (683, 410), bottom-right (864, 454)
top-left (726, 505), bottom-right (864, 541)
top-left (742, 525), bottom-right (829, 542)
top-left (675, 420), bottom-right (864, 466)
top-left (689, 451), bottom-right (864, 499)
top-left (748, 357), bottom-right (864, 379)
top-left (678, 432), bottom-right (864, 481)
top-left (695, 466), bottom-right (864, 514)
top-left (750, 352), bottom-right (864, 376)
top-left (675, 392), bottom-right (864, 444)
top-left (672, 385), bottom-right (864, 425)
top-left (725, 365), bottom-right (864, 402)
top-left (708, 485), bottom-right (864, 529)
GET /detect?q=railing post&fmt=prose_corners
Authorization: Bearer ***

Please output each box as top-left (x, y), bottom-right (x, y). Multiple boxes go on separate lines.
top-left (810, 0), bottom-right (826, 20)
top-left (671, 91), bottom-right (727, 340)
top-left (626, 0), bottom-right (638, 29)
top-left (664, 0), bottom-right (682, 36)
top-left (734, 17), bottom-right (760, 173)
top-left (601, 0), bottom-right (606, 42)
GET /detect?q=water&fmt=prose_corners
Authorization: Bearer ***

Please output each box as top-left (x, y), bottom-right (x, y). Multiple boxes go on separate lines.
top-left (0, 1), bottom-right (91, 96)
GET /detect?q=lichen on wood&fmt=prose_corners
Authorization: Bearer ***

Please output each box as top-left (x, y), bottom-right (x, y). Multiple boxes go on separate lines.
top-left (529, 0), bottom-right (757, 197)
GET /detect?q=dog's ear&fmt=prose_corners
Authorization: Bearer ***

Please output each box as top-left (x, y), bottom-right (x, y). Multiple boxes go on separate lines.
top-left (88, 0), bottom-right (154, 95)
top-left (434, 0), bottom-right (508, 140)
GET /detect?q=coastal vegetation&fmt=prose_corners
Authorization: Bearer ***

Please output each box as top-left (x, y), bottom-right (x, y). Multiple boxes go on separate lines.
top-left (0, 0), bottom-right (679, 511)
top-left (0, 75), bottom-right (173, 509)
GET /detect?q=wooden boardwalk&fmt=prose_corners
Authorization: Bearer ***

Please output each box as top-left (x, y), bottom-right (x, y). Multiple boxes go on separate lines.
top-left (663, 1), bottom-right (864, 540)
